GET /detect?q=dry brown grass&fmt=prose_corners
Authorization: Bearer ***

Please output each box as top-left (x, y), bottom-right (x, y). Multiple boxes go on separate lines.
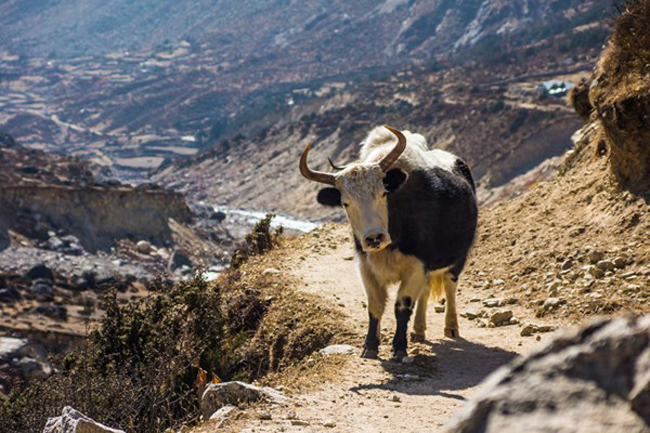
top-left (591, 0), bottom-right (650, 186)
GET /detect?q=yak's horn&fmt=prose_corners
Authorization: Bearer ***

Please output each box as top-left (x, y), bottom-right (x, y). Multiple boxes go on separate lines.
top-left (299, 142), bottom-right (336, 185)
top-left (379, 125), bottom-right (407, 171)
top-left (328, 157), bottom-right (346, 171)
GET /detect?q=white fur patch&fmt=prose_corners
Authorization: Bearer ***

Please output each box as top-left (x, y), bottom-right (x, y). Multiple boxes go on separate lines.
top-left (359, 126), bottom-right (457, 173)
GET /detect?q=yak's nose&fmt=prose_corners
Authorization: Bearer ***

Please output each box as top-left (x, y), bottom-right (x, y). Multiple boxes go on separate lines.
top-left (364, 233), bottom-right (384, 249)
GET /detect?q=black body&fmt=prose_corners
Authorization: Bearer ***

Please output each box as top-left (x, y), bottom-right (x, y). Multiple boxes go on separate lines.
top-left (355, 163), bottom-right (477, 278)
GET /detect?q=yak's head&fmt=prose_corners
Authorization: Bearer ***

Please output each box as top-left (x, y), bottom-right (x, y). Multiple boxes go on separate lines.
top-left (299, 125), bottom-right (408, 252)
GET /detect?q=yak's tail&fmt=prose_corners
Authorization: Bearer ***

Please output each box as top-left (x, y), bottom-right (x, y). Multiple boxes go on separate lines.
top-left (429, 273), bottom-right (445, 301)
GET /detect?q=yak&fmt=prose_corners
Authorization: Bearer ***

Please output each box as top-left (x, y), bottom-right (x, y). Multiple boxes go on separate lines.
top-left (299, 125), bottom-right (477, 360)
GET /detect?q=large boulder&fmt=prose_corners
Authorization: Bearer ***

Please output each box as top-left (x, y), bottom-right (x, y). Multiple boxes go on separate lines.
top-left (446, 316), bottom-right (650, 433)
top-left (43, 406), bottom-right (125, 433)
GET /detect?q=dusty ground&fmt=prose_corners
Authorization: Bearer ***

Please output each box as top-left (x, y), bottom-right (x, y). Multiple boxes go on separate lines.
top-left (197, 223), bottom-right (566, 433)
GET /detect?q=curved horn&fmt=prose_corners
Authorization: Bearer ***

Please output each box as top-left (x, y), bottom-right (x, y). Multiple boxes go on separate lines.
top-left (299, 142), bottom-right (336, 185)
top-left (328, 157), bottom-right (346, 171)
top-left (379, 125), bottom-right (407, 172)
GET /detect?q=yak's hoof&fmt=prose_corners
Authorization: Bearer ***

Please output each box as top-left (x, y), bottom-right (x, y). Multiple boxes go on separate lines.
top-left (391, 350), bottom-right (407, 362)
top-left (411, 332), bottom-right (426, 343)
top-left (444, 327), bottom-right (460, 338)
top-left (361, 348), bottom-right (379, 359)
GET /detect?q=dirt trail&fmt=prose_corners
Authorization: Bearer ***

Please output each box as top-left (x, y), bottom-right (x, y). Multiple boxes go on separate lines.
top-left (230, 224), bottom-right (562, 433)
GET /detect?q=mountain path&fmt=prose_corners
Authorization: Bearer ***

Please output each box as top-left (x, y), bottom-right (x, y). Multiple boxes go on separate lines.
top-left (226, 224), bottom-right (561, 433)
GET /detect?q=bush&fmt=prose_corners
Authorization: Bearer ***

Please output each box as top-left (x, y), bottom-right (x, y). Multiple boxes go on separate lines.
top-left (230, 214), bottom-right (283, 268)
top-left (0, 276), bottom-right (228, 432)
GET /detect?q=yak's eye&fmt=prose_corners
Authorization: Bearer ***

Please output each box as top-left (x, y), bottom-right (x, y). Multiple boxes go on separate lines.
top-left (382, 192), bottom-right (388, 198)
top-left (342, 202), bottom-right (349, 208)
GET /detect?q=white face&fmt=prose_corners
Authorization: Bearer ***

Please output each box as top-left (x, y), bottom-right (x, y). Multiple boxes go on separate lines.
top-left (336, 163), bottom-right (392, 252)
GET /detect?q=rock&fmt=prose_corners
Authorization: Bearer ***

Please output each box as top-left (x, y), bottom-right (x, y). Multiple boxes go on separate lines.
top-left (489, 310), bottom-right (513, 327)
top-left (29, 280), bottom-right (54, 297)
top-left (168, 249), bottom-right (192, 272)
top-left (401, 356), bottom-right (415, 364)
top-left (258, 411), bottom-right (272, 420)
top-left (30, 304), bottom-right (68, 321)
top-left (586, 265), bottom-right (604, 278)
top-left (587, 250), bottom-right (605, 263)
top-left (462, 310), bottom-right (479, 320)
top-left (560, 259), bottom-right (573, 271)
top-left (209, 405), bottom-right (236, 422)
top-left (613, 257), bottom-right (627, 269)
top-left (291, 420), bottom-right (310, 426)
top-left (14, 356), bottom-right (53, 381)
top-left (483, 298), bottom-right (502, 308)
top-left (520, 324), bottom-right (536, 337)
top-left (136, 240), bottom-right (152, 254)
top-left (0, 337), bottom-right (29, 360)
top-left (0, 287), bottom-right (21, 302)
top-left (434, 304), bottom-right (446, 313)
top-left (25, 263), bottom-right (54, 281)
top-left (323, 421), bottom-right (337, 428)
top-left (542, 297), bottom-right (565, 311)
top-left (596, 260), bottom-right (614, 272)
top-left (319, 344), bottom-right (357, 356)
top-left (46, 237), bottom-right (66, 251)
top-left (262, 268), bottom-right (281, 276)
top-left (210, 211), bottom-right (227, 222)
top-left (445, 316), bottom-right (650, 433)
top-left (201, 381), bottom-right (288, 420)
top-left (391, 395), bottom-right (401, 402)
top-left (43, 406), bottom-right (125, 433)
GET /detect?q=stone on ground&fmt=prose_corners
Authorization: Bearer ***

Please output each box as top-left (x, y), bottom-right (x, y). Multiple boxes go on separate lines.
top-left (201, 381), bottom-right (288, 420)
top-left (42, 406), bottom-right (125, 433)
top-left (445, 316), bottom-right (650, 433)
top-left (319, 344), bottom-right (357, 356)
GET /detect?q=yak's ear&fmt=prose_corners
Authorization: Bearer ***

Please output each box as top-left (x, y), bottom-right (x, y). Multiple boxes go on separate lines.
top-left (317, 188), bottom-right (341, 207)
top-left (383, 168), bottom-right (408, 191)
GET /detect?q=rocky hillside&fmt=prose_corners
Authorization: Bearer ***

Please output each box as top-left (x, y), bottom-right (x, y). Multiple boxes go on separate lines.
top-left (155, 55), bottom-right (596, 218)
top-left (0, 133), bottom-right (233, 356)
top-left (0, 0), bottom-right (609, 61)
top-left (0, 1), bottom-right (610, 177)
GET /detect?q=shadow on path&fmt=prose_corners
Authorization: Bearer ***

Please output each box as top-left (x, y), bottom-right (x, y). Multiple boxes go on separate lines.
top-left (350, 337), bottom-right (518, 399)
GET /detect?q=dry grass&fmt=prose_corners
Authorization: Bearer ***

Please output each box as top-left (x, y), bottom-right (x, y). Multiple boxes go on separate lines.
top-left (590, 0), bottom-right (650, 186)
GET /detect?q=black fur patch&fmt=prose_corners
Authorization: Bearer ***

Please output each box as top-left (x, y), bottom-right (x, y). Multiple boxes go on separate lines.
top-left (353, 235), bottom-right (366, 256)
top-left (453, 158), bottom-right (476, 192)
top-left (386, 168), bottom-right (478, 273)
top-left (317, 187), bottom-right (341, 207)
top-left (393, 299), bottom-right (412, 353)
top-left (383, 168), bottom-right (408, 191)
top-left (365, 312), bottom-right (380, 352)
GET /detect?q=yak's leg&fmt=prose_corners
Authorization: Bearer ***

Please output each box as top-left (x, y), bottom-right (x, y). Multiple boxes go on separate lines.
top-left (393, 272), bottom-right (427, 361)
top-left (443, 273), bottom-right (460, 338)
top-left (359, 261), bottom-right (386, 359)
top-left (411, 289), bottom-right (429, 342)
